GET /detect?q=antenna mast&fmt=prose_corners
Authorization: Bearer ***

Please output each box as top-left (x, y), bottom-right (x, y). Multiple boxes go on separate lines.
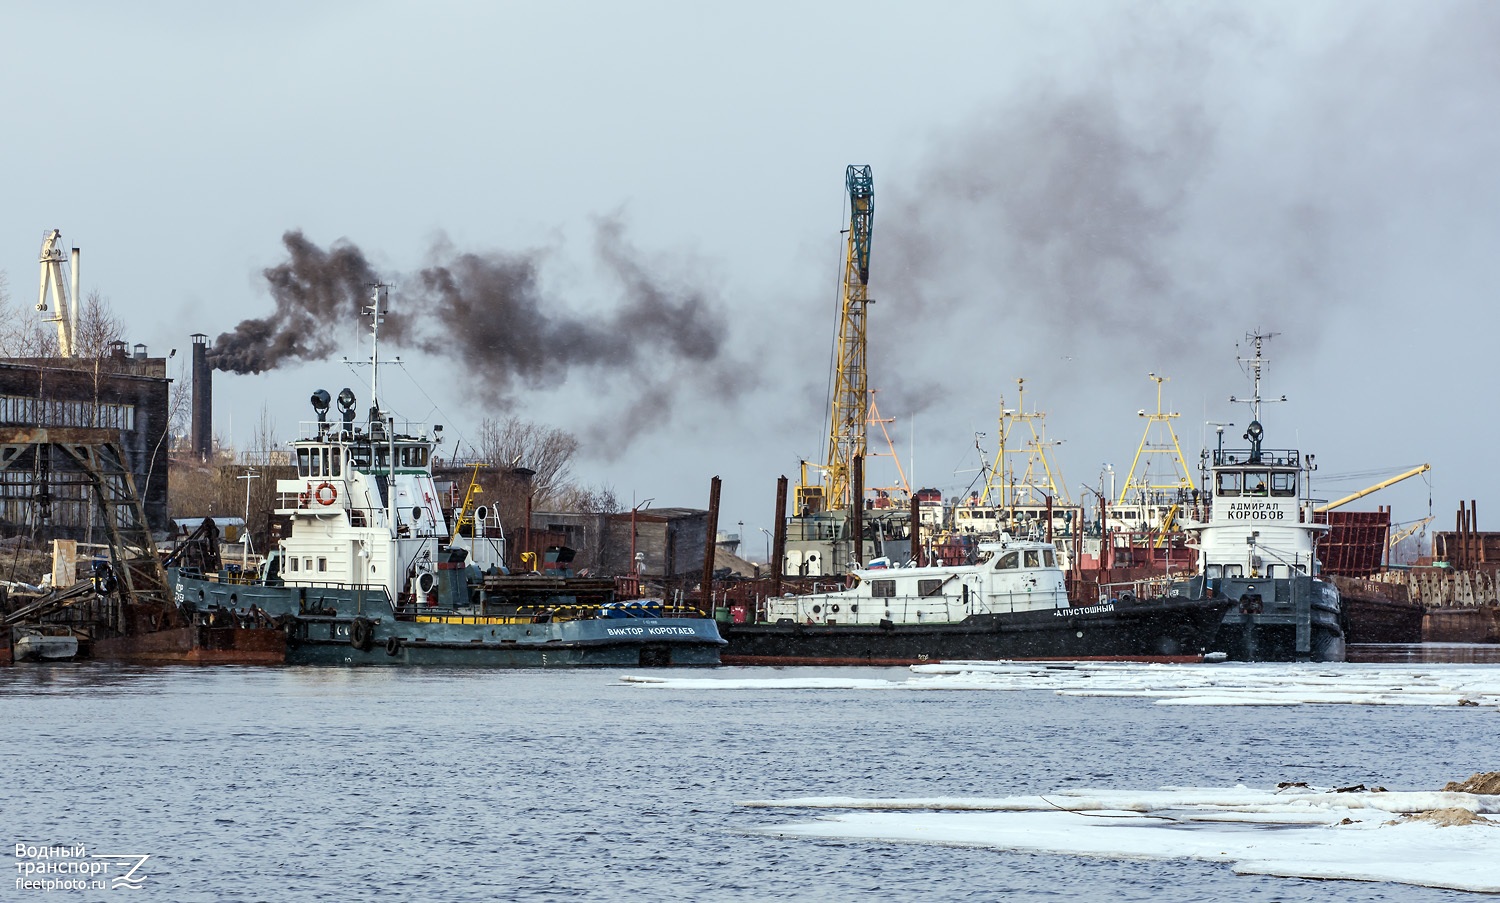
top-left (1229, 331), bottom-right (1285, 424)
top-left (365, 284), bottom-right (388, 415)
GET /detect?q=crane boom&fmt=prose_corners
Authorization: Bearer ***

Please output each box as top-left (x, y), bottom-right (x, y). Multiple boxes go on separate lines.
top-left (1314, 464), bottom-right (1431, 513)
top-left (822, 165), bottom-right (874, 510)
top-left (36, 229), bottom-right (79, 357)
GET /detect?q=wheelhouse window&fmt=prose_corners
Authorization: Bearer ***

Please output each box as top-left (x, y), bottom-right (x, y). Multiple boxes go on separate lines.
top-left (317, 557), bottom-right (327, 572)
top-left (1217, 472), bottom-right (1242, 496)
top-left (995, 552), bottom-right (1019, 570)
top-left (1043, 549), bottom-right (1056, 567)
top-left (296, 447), bottom-right (311, 477)
top-left (1023, 550), bottom-right (1040, 568)
top-left (869, 579), bottom-right (896, 598)
top-left (1271, 471), bottom-right (1296, 497)
top-left (1244, 471), bottom-right (1269, 496)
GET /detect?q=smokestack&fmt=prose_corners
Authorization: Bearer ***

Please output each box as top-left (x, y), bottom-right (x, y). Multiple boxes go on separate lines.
top-left (191, 333), bottom-right (212, 461)
top-left (701, 476), bottom-right (721, 613)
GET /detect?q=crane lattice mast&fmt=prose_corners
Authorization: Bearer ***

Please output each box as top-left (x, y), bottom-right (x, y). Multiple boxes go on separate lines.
top-left (823, 165), bottom-right (874, 511)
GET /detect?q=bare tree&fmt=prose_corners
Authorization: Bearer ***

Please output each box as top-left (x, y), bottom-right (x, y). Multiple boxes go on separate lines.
top-left (474, 416), bottom-right (579, 506)
top-left (0, 270), bottom-right (59, 358)
top-left (246, 404), bottom-right (280, 465)
top-left (549, 483), bottom-right (622, 514)
top-left (166, 356), bottom-right (193, 454)
top-left (0, 281), bottom-right (120, 360)
top-left (73, 290), bottom-right (126, 359)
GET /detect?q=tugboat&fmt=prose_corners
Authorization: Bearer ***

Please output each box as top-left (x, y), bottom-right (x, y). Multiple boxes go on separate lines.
top-left (720, 535), bottom-right (1232, 665)
top-left (169, 288), bottom-right (724, 667)
top-left (1181, 334), bottom-right (1345, 662)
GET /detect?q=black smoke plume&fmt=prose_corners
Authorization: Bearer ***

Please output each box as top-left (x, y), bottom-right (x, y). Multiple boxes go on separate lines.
top-left (210, 219), bottom-right (745, 440)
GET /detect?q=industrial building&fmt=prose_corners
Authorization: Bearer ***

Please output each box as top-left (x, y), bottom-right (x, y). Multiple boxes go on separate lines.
top-left (0, 349), bottom-right (172, 538)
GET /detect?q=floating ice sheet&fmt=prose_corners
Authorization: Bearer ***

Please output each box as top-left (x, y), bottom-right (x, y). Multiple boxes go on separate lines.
top-left (621, 662), bottom-right (1500, 708)
top-left (743, 784), bottom-right (1500, 894)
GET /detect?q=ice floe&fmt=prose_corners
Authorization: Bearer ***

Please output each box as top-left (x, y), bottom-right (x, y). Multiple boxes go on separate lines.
top-left (621, 662), bottom-right (1500, 708)
top-left (742, 783), bottom-right (1500, 893)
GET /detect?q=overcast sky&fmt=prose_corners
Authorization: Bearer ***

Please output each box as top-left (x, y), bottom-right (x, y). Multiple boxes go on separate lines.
top-left (3, 2), bottom-right (1496, 556)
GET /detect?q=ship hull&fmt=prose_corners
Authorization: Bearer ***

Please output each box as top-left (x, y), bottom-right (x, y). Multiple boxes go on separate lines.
top-left (1207, 575), bottom-right (1345, 662)
top-left (170, 569), bottom-right (724, 668)
top-left (91, 625), bottom-right (286, 665)
top-left (721, 597), bottom-right (1231, 666)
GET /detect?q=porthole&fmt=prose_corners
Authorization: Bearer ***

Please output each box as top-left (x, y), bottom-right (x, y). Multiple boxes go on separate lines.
top-left (812, 605), bottom-right (822, 614)
top-left (850, 604), bottom-right (859, 613)
top-left (830, 604), bottom-right (840, 613)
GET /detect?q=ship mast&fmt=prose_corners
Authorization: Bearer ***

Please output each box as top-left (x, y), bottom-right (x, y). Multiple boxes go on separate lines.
top-left (982, 378), bottom-right (1071, 508)
top-left (365, 284), bottom-right (387, 416)
top-left (1229, 331), bottom-right (1285, 427)
top-left (1116, 372), bottom-right (1196, 506)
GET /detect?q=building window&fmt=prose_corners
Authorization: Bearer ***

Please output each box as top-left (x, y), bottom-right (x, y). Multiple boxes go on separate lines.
top-left (289, 557), bottom-right (299, 572)
top-left (0, 395), bottom-right (136, 429)
top-left (317, 557), bottom-right (327, 572)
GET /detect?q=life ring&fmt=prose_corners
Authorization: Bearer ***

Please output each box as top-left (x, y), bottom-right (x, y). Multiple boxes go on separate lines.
top-left (385, 635), bottom-right (402, 657)
top-left (315, 481), bottom-right (338, 506)
top-left (350, 617), bottom-right (374, 651)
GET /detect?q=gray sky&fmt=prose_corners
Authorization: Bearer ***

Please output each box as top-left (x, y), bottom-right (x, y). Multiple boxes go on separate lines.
top-left (4, 1), bottom-right (1496, 556)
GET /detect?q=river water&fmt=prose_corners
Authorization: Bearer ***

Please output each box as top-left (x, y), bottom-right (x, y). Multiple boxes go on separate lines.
top-left (1, 661), bottom-right (1492, 902)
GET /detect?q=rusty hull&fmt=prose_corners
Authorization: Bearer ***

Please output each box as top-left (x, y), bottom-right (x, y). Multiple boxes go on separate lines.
top-left (91, 625), bottom-right (285, 665)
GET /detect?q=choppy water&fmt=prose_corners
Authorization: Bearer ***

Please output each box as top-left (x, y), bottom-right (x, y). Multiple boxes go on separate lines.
top-left (1, 662), bottom-right (1492, 902)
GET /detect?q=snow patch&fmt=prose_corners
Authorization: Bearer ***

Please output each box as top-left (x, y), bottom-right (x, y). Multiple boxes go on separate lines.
top-left (746, 784), bottom-right (1500, 894)
top-left (623, 662), bottom-right (1500, 709)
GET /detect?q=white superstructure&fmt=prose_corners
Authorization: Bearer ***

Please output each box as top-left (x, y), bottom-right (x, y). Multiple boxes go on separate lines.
top-left (766, 535), bottom-right (1069, 626)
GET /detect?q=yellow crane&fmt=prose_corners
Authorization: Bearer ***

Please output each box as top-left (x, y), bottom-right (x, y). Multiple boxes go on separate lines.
top-left (1388, 516), bottom-right (1433, 549)
top-left (1314, 464), bottom-right (1431, 513)
top-left (799, 165), bottom-right (874, 515)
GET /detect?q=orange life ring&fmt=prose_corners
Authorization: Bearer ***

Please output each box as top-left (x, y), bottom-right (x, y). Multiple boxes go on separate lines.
top-left (315, 481), bottom-right (338, 506)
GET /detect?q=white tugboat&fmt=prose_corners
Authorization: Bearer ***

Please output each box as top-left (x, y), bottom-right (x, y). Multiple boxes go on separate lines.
top-left (721, 534), bottom-right (1231, 665)
top-left (1182, 333), bottom-right (1345, 662)
top-left (168, 287), bottom-right (724, 667)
